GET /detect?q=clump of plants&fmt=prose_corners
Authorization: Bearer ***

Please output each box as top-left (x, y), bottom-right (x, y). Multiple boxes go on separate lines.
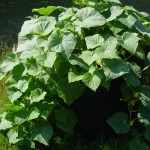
top-left (0, 0), bottom-right (150, 149)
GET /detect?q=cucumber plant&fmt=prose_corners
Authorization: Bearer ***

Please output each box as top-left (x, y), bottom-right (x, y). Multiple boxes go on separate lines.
top-left (0, 0), bottom-right (150, 149)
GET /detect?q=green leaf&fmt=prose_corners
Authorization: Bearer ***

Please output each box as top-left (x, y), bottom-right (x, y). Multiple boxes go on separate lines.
top-left (0, 113), bottom-right (13, 130)
top-left (123, 72), bottom-right (141, 87)
top-left (75, 7), bottom-right (106, 28)
top-left (106, 112), bottom-right (130, 133)
top-left (103, 58), bottom-right (129, 80)
top-left (85, 34), bottom-right (104, 49)
top-left (32, 6), bottom-right (58, 16)
top-left (28, 109), bottom-right (40, 121)
top-left (109, 21), bottom-right (125, 34)
top-left (106, 6), bottom-right (123, 21)
top-left (118, 13), bottom-right (137, 29)
top-left (79, 51), bottom-right (98, 66)
top-left (0, 53), bottom-right (19, 74)
top-left (104, 0), bottom-right (121, 4)
top-left (47, 33), bottom-right (76, 58)
top-left (134, 21), bottom-right (150, 38)
top-left (128, 139), bottom-right (149, 150)
top-left (55, 108), bottom-right (77, 134)
top-left (37, 52), bottom-right (57, 68)
top-left (7, 129), bottom-right (21, 144)
top-left (147, 52), bottom-right (150, 63)
top-left (69, 54), bottom-right (89, 71)
top-left (47, 33), bottom-right (62, 52)
top-left (7, 88), bottom-right (22, 103)
top-left (82, 68), bottom-right (103, 91)
top-left (17, 77), bottom-right (29, 92)
top-left (117, 32), bottom-right (139, 55)
top-left (95, 36), bottom-right (119, 59)
top-left (135, 46), bottom-right (146, 60)
top-left (30, 88), bottom-right (47, 103)
top-left (144, 126), bottom-right (150, 141)
top-left (140, 86), bottom-right (150, 108)
top-left (19, 16), bottom-right (56, 36)
top-left (120, 82), bottom-right (133, 100)
top-left (68, 68), bottom-right (84, 83)
top-left (19, 39), bottom-right (43, 59)
top-left (14, 110), bottom-right (28, 125)
top-left (61, 33), bottom-right (77, 59)
top-left (128, 62), bottom-right (141, 78)
top-left (12, 63), bottom-right (26, 80)
top-left (31, 121), bottom-right (53, 145)
top-left (138, 106), bottom-right (150, 126)
top-left (26, 58), bottom-right (41, 76)
top-left (57, 78), bottom-right (81, 105)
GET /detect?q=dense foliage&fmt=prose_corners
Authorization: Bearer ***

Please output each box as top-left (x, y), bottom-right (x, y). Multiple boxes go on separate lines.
top-left (0, 0), bottom-right (150, 149)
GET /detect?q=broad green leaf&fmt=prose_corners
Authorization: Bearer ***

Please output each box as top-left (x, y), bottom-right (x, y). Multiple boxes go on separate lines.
top-left (59, 8), bottom-right (78, 20)
top-left (47, 33), bottom-right (62, 52)
top-left (36, 36), bottom-right (48, 48)
top-left (103, 58), bottom-right (129, 80)
top-left (62, 33), bottom-right (77, 59)
top-left (17, 77), bottom-right (29, 92)
top-left (134, 21), bottom-right (150, 38)
top-left (57, 78), bottom-right (81, 105)
top-left (69, 55), bottom-right (89, 71)
top-left (147, 52), bottom-right (150, 63)
top-left (32, 6), bottom-right (58, 16)
top-left (7, 129), bottom-right (21, 144)
top-left (95, 36), bottom-right (119, 59)
top-left (120, 82), bottom-right (133, 100)
top-left (6, 104), bottom-right (24, 112)
top-left (55, 108), bottom-right (77, 134)
top-left (19, 16), bottom-right (56, 36)
top-left (82, 68), bottom-right (103, 91)
top-left (20, 38), bottom-right (43, 59)
top-left (135, 46), bottom-right (146, 60)
top-left (117, 32), bottom-right (139, 55)
top-left (14, 110), bottom-right (28, 125)
top-left (85, 34), bottom-right (104, 49)
top-left (75, 7), bottom-right (106, 28)
top-left (106, 112), bottom-right (130, 133)
top-left (138, 106), bottom-right (150, 126)
top-left (30, 88), bottom-right (47, 103)
top-left (5, 75), bottom-right (18, 88)
top-left (47, 33), bottom-right (76, 58)
top-left (128, 62), bottom-right (141, 78)
top-left (0, 113), bottom-right (13, 130)
top-left (104, 0), bottom-right (121, 4)
top-left (118, 13), bottom-right (137, 29)
top-left (123, 72), bottom-right (141, 87)
top-left (139, 86), bottom-right (150, 108)
top-left (128, 139), bottom-right (149, 150)
top-left (28, 109), bottom-right (40, 121)
top-left (68, 68), bottom-right (84, 83)
top-left (144, 127), bottom-right (150, 141)
top-left (79, 51), bottom-right (98, 66)
top-left (106, 6), bottom-right (123, 21)
top-left (26, 58), bottom-right (41, 76)
top-left (12, 63), bottom-right (26, 80)
top-left (31, 121), bottom-right (53, 145)
top-left (109, 21), bottom-right (125, 34)
top-left (37, 52), bottom-right (57, 68)
top-left (54, 55), bottom-right (71, 77)
top-left (0, 53), bottom-right (19, 74)
top-left (7, 88), bottom-right (22, 103)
